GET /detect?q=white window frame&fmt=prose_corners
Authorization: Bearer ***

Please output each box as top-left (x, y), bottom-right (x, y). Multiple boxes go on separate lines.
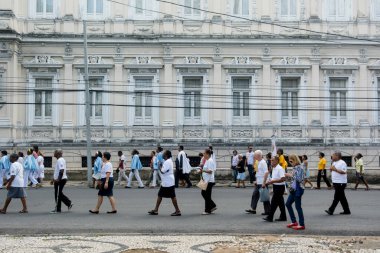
top-left (80, 0), bottom-right (110, 19)
top-left (183, 77), bottom-right (202, 125)
top-left (279, 0), bottom-right (299, 21)
top-left (281, 78), bottom-right (300, 125)
top-left (29, 0), bottom-right (58, 19)
top-left (232, 77), bottom-right (251, 125)
top-left (371, 0), bottom-right (380, 20)
top-left (183, 0), bottom-right (204, 19)
top-left (128, 0), bottom-right (159, 20)
top-left (0, 69), bottom-right (4, 104)
top-left (133, 77), bottom-right (154, 125)
top-left (230, 0), bottom-right (250, 18)
top-left (323, 0), bottom-right (351, 21)
top-left (329, 78), bottom-right (348, 125)
top-left (377, 77), bottom-right (380, 124)
top-left (88, 77), bottom-right (104, 124)
top-left (34, 78), bottom-right (53, 124)
top-left (27, 73), bottom-right (59, 126)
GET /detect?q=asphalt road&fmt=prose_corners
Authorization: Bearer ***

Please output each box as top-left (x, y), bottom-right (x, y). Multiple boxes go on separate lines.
top-left (0, 186), bottom-right (379, 236)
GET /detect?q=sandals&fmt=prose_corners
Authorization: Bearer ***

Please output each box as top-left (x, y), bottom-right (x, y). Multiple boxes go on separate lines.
top-left (148, 210), bottom-right (158, 215)
top-left (171, 211), bottom-right (181, 216)
top-left (107, 210), bottom-right (117, 214)
top-left (0, 210), bottom-right (6, 214)
top-left (89, 210), bottom-right (99, 214)
top-left (19, 210), bottom-right (28, 214)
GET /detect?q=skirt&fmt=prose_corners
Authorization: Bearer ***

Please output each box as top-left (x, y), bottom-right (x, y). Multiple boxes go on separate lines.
top-left (305, 169), bottom-right (310, 179)
top-left (158, 186), bottom-right (176, 198)
top-left (98, 178), bottom-right (114, 197)
top-left (356, 172), bottom-right (365, 180)
top-left (237, 172), bottom-right (246, 180)
top-left (7, 187), bottom-right (27, 198)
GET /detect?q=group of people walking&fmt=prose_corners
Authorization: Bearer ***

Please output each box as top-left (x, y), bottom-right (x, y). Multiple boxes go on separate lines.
top-left (0, 144), bottom-right (365, 232)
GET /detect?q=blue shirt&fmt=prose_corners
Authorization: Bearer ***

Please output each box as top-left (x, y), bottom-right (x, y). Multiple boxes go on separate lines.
top-left (1, 155), bottom-right (11, 172)
top-left (23, 155), bottom-right (38, 171)
top-left (153, 156), bottom-right (158, 170)
top-left (93, 157), bottom-right (102, 174)
top-left (131, 154), bottom-right (143, 170)
top-left (156, 152), bottom-right (164, 169)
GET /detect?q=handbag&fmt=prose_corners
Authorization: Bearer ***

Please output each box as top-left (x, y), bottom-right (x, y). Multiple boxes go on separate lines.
top-left (259, 187), bottom-right (270, 202)
top-left (196, 175), bottom-right (208, 191)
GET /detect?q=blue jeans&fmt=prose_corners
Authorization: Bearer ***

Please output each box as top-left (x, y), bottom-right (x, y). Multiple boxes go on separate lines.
top-left (247, 164), bottom-right (255, 183)
top-left (286, 192), bottom-right (304, 226)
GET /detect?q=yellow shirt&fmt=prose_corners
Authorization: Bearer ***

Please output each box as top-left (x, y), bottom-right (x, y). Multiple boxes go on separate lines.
top-left (318, 158), bottom-right (326, 170)
top-left (253, 160), bottom-right (259, 172)
top-left (355, 159), bottom-right (364, 173)
top-left (279, 155), bottom-right (287, 170)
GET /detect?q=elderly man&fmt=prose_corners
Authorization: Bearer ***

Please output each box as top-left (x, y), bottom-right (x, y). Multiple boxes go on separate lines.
top-left (245, 150), bottom-right (270, 215)
top-left (325, 151), bottom-right (351, 215)
top-left (50, 149), bottom-right (73, 214)
top-left (263, 155), bottom-right (287, 222)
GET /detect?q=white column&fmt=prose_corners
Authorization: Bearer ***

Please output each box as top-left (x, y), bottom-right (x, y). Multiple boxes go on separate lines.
top-left (113, 61), bottom-right (124, 126)
top-left (310, 62), bottom-right (321, 124)
top-left (62, 57), bottom-right (74, 127)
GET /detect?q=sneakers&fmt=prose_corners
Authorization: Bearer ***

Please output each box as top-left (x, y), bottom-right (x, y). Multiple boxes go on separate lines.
top-left (68, 203), bottom-right (73, 211)
top-left (210, 207), bottom-right (217, 213)
top-left (325, 210), bottom-right (333, 215)
top-left (50, 210), bottom-right (61, 214)
top-left (287, 222), bottom-right (298, 228)
top-left (202, 212), bottom-right (211, 215)
top-left (293, 225), bottom-right (305, 230)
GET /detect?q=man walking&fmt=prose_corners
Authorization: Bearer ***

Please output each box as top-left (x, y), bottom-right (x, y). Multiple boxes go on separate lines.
top-left (176, 145), bottom-right (192, 188)
top-left (245, 146), bottom-right (255, 184)
top-left (325, 151), bottom-right (351, 215)
top-left (50, 149), bottom-right (73, 214)
top-left (245, 150), bottom-right (270, 215)
top-left (0, 150), bottom-right (11, 189)
top-left (316, 152), bottom-right (332, 189)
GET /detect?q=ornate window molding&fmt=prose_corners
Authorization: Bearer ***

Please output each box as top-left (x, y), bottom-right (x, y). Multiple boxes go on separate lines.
top-left (28, 0), bottom-right (59, 19)
top-left (79, 0), bottom-right (110, 20)
top-left (0, 65), bottom-right (6, 111)
top-left (226, 0), bottom-right (256, 19)
top-left (322, 0), bottom-right (352, 21)
top-left (180, 0), bottom-right (207, 20)
top-left (128, 0), bottom-right (160, 20)
top-left (275, 0), bottom-right (305, 21)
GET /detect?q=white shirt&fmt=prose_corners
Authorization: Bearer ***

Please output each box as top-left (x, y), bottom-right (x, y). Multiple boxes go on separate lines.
top-left (101, 162), bottom-right (113, 178)
top-left (177, 150), bottom-right (186, 169)
top-left (256, 159), bottom-right (268, 185)
top-left (17, 157), bottom-right (24, 165)
top-left (202, 158), bottom-right (216, 183)
top-left (271, 164), bottom-right (285, 185)
top-left (10, 162), bottom-right (24, 187)
top-left (120, 155), bottom-right (127, 170)
top-left (231, 155), bottom-right (239, 166)
top-left (160, 159), bottom-right (175, 187)
top-left (37, 155), bottom-right (44, 169)
top-left (331, 159), bottom-right (347, 184)
top-left (54, 157), bottom-right (68, 180)
top-left (246, 151), bottom-right (254, 165)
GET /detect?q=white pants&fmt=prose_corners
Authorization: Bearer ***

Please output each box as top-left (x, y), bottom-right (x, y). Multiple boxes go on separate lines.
top-left (28, 170), bottom-right (39, 186)
top-left (118, 169), bottom-right (128, 184)
top-left (151, 170), bottom-right (160, 187)
top-left (37, 167), bottom-right (45, 179)
top-left (127, 169), bottom-right (144, 187)
top-left (0, 170), bottom-right (5, 188)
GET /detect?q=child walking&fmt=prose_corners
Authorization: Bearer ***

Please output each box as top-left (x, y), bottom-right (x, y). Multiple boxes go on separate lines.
top-left (236, 154), bottom-right (246, 188)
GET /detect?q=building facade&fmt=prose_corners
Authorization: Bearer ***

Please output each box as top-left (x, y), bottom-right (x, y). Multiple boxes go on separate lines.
top-left (0, 0), bottom-right (380, 171)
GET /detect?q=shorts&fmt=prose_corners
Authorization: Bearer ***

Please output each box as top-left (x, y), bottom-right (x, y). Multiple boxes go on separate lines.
top-left (7, 187), bottom-right (27, 198)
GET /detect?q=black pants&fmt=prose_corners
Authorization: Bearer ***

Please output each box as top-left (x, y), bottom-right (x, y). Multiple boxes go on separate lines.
top-left (54, 179), bottom-right (71, 212)
top-left (251, 184), bottom-right (271, 214)
top-left (328, 183), bottom-right (350, 214)
top-left (174, 169), bottom-right (184, 187)
top-left (247, 164), bottom-right (256, 183)
top-left (201, 182), bottom-right (216, 213)
top-left (182, 173), bottom-right (192, 187)
top-left (317, 169), bottom-right (331, 188)
top-left (267, 185), bottom-right (286, 221)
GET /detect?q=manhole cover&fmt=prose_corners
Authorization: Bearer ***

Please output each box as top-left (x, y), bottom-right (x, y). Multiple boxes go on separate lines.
top-left (120, 249), bottom-right (168, 253)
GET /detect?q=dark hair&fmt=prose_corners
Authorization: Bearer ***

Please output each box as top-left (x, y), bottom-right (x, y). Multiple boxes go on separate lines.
top-left (157, 146), bottom-right (163, 152)
top-left (319, 152), bottom-right (325, 158)
top-left (27, 149), bottom-right (33, 155)
top-left (132, 149), bottom-right (139, 156)
top-left (1, 150), bottom-right (7, 155)
top-left (204, 148), bottom-right (212, 157)
top-left (33, 145), bottom-right (39, 152)
top-left (209, 145), bottom-right (213, 150)
top-left (164, 150), bottom-right (172, 159)
top-left (356, 153), bottom-right (363, 159)
top-left (18, 152), bottom-right (24, 158)
top-left (103, 152), bottom-right (111, 160)
top-left (266, 152), bottom-right (272, 159)
top-left (233, 150), bottom-right (237, 155)
top-left (277, 148), bottom-right (283, 155)
top-left (10, 153), bottom-right (19, 162)
top-left (302, 155), bottom-right (308, 160)
top-left (198, 152), bottom-right (203, 157)
top-left (179, 145), bottom-right (184, 150)
top-left (151, 150), bottom-right (156, 156)
top-left (97, 151), bottom-right (103, 158)
top-left (118, 151), bottom-right (122, 156)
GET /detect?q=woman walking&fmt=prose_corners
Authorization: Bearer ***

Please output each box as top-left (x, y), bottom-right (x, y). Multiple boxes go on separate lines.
top-left (92, 151), bottom-right (102, 188)
top-left (354, 153), bottom-right (369, 191)
top-left (89, 152), bottom-right (117, 214)
top-left (231, 150), bottom-right (239, 183)
top-left (302, 155), bottom-right (313, 189)
top-left (126, 149), bottom-right (144, 189)
top-left (235, 154), bottom-right (246, 188)
top-left (200, 149), bottom-right (217, 215)
top-left (285, 154), bottom-right (306, 230)
top-left (148, 150), bottom-right (181, 216)
top-left (150, 151), bottom-right (160, 188)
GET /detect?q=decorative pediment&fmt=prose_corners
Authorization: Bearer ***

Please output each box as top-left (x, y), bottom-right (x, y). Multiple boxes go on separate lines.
top-left (272, 57), bottom-right (310, 69)
top-left (73, 56), bottom-right (113, 69)
top-left (22, 55), bottom-right (63, 68)
top-left (88, 56), bottom-right (102, 64)
top-left (123, 57), bottom-right (163, 69)
top-left (231, 56), bottom-right (257, 65)
top-left (222, 57), bottom-right (261, 70)
top-left (321, 57), bottom-right (358, 70)
top-left (174, 56), bottom-right (212, 69)
top-left (368, 60), bottom-right (380, 70)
